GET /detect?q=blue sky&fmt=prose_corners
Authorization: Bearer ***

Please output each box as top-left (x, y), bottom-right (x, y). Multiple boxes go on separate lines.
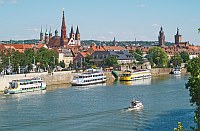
top-left (0, 0), bottom-right (200, 45)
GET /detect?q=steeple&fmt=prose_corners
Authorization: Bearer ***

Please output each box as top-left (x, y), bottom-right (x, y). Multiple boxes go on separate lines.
top-left (76, 25), bottom-right (80, 34)
top-left (60, 9), bottom-right (68, 46)
top-left (40, 26), bottom-right (44, 42)
top-left (40, 26), bottom-right (43, 33)
top-left (49, 27), bottom-right (52, 39)
top-left (176, 27), bottom-right (179, 35)
top-left (55, 29), bottom-right (58, 37)
top-left (61, 10), bottom-right (67, 39)
top-left (175, 27), bottom-right (182, 45)
top-left (69, 25), bottom-right (75, 39)
top-left (45, 25), bottom-right (48, 35)
top-left (75, 25), bottom-right (81, 45)
top-left (158, 26), bottom-right (165, 47)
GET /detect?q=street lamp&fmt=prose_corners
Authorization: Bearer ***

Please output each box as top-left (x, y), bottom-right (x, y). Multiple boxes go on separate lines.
top-left (33, 56), bottom-right (35, 65)
top-left (8, 57), bottom-right (10, 66)
top-left (53, 56), bottom-right (55, 65)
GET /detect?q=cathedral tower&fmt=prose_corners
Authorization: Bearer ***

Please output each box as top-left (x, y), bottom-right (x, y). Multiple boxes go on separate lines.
top-left (40, 26), bottom-right (44, 42)
top-left (75, 26), bottom-right (80, 45)
top-left (60, 10), bottom-right (68, 46)
top-left (49, 27), bottom-right (52, 40)
top-left (174, 28), bottom-right (182, 45)
top-left (69, 26), bottom-right (75, 39)
top-left (158, 26), bottom-right (165, 47)
top-left (45, 27), bottom-right (49, 44)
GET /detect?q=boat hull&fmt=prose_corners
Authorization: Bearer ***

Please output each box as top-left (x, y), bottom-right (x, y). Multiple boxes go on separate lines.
top-left (72, 80), bottom-right (106, 86)
top-left (126, 105), bottom-right (144, 111)
top-left (4, 86), bottom-right (46, 94)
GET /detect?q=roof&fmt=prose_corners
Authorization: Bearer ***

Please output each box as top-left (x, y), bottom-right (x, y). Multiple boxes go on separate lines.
top-left (103, 46), bottom-right (126, 51)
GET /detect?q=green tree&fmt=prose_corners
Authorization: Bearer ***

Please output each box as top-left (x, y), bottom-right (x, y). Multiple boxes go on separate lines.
top-left (36, 47), bottom-right (58, 71)
top-left (133, 48), bottom-right (143, 62)
top-left (59, 60), bottom-right (65, 68)
top-left (104, 56), bottom-right (118, 66)
top-left (82, 55), bottom-right (93, 68)
top-left (180, 51), bottom-right (190, 63)
top-left (170, 54), bottom-right (183, 67)
top-left (174, 122), bottom-right (183, 131)
top-left (147, 46), bottom-right (168, 68)
top-left (186, 57), bottom-right (200, 130)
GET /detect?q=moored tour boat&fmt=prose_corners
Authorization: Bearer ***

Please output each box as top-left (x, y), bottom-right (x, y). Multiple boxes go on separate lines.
top-left (120, 69), bottom-right (151, 81)
top-left (173, 67), bottom-right (181, 75)
top-left (72, 68), bottom-right (106, 86)
top-left (4, 77), bottom-right (46, 94)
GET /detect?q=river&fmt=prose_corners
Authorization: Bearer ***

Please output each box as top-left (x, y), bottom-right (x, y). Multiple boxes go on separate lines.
top-left (0, 74), bottom-right (195, 131)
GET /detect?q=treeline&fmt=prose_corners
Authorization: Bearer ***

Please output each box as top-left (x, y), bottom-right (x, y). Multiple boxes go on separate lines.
top-left (0, 47), bottom-right (59, 74)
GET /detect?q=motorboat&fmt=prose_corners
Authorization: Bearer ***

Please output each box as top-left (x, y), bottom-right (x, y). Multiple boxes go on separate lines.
top-left (126, 99), bottom-right (144, 111)
top-left (173, 67), bottom-right (181, 75)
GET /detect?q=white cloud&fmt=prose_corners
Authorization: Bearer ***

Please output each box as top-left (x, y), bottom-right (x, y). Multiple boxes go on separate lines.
top-left (137, 4), bottom-right (146, 8)
top-left (152, 24), bottom-right (160, 27)
top-left (0, 0), bottom-right (18, 4)
top-left (10, 0), bottom-right (18, 4)
top-left (108, 31), bottom-right (114, 35)
top-left (27, 28), bottom-right (39, 32)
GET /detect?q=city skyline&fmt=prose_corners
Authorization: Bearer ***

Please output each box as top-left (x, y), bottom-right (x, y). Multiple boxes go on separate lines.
top-left (0, 0), bottom-right (200, 45)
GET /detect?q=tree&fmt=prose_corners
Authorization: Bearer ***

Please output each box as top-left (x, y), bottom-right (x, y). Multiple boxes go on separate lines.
top-left (170, 54), bottom-right (183, 67)
top-left (180, 51), bottom-right (189, 63)
top-left (147, 47), bottom-right (168, 68)
top-left (133, 48), bottom-right (143, 62)
top-left (104, 56), bottom-right (118, 66)
top-left (186, 57), bottom-right (200, 130)
top-left (174, 122), bottom-right (183, 131)
top-left (59, 60), bottom-right (65, 68)
top-left (36, 47), bottom-right (58, 71)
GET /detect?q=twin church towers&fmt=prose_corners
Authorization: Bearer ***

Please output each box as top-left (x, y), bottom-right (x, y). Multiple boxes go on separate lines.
top-left (158, 26), bottom-right (185, 47)
top-left (40, 10), bottom-right (81, 47)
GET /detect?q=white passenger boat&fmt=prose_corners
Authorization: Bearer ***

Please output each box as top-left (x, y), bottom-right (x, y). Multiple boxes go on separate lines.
top-left (4, 77), bottom-right (46, 94)
top-left (120, 69), bottom-right (151, 81)
top-left (173, 67), bottom-right (181, 75)
top-left (127, 99), bottom-right (144, 111)
top-left (72, 68), bottom-right (106, 86)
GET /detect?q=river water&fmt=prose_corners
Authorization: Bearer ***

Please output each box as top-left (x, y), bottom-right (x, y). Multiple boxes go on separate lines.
top-left (0, 75), bottom-right (195, 131)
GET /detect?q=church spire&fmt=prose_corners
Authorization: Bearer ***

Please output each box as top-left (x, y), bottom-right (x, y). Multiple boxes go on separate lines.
top-left (60, 9), bottom-right (68, 46)
top-left (40, 26), bottom-right (43, 33)
top-left (76, 25), bottom-right (80, 34)
top-left (176, 27), bottom-right (179, 35)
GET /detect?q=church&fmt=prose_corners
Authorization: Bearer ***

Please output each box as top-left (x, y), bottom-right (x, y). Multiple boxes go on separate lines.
top-left (39, 10), bottom-right (81, 48)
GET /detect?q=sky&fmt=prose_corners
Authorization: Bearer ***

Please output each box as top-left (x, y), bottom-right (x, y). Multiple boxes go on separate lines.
top-left (0, 0), bottom-right (200, 45)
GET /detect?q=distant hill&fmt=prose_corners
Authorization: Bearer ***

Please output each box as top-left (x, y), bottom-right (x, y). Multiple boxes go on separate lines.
top-left (81, 40), bottom-right (174, 46)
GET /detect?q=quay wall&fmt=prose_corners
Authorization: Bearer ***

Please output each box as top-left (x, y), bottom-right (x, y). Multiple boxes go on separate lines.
top-left (0, 71), bottom-right (72, 92)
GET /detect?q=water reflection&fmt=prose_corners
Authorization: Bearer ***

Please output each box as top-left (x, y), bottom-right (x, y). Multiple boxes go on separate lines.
top-left (46, 84), bottom-right (71, 91)
top-left (73, 83), bottom-right (107, 91)
top-left (3, 90), bottom-right (46, 101)
top-left (120, 78), bottom-right (152, 86)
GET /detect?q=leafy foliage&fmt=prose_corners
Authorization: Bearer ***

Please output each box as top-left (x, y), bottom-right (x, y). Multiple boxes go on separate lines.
top-left (147, 46), bottom-right (168, 68)
top-left (0, 47), bottom-right (59, 73)
top-left (180, 51), bottom-right (190, 63)
top-left (186, 57), bottom-right (200, 130)
top-left (104, 56), bottom-right (118, 66)
top-left (170, 54), bottom-right (183, 67)
top-left (174, 122), bottom-right (184, 131)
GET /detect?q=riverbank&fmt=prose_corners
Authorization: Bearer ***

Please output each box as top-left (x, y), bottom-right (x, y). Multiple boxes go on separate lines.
top-left (0, 68), bottom-right (187, 92)
top-left (0, 71), bottom-right (72, 92)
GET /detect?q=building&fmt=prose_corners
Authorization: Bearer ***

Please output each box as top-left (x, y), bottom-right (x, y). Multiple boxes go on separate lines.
top-left (41, 10), bottom-right (81, 48)
top-left (158, 26), bottom-right (165, 47)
